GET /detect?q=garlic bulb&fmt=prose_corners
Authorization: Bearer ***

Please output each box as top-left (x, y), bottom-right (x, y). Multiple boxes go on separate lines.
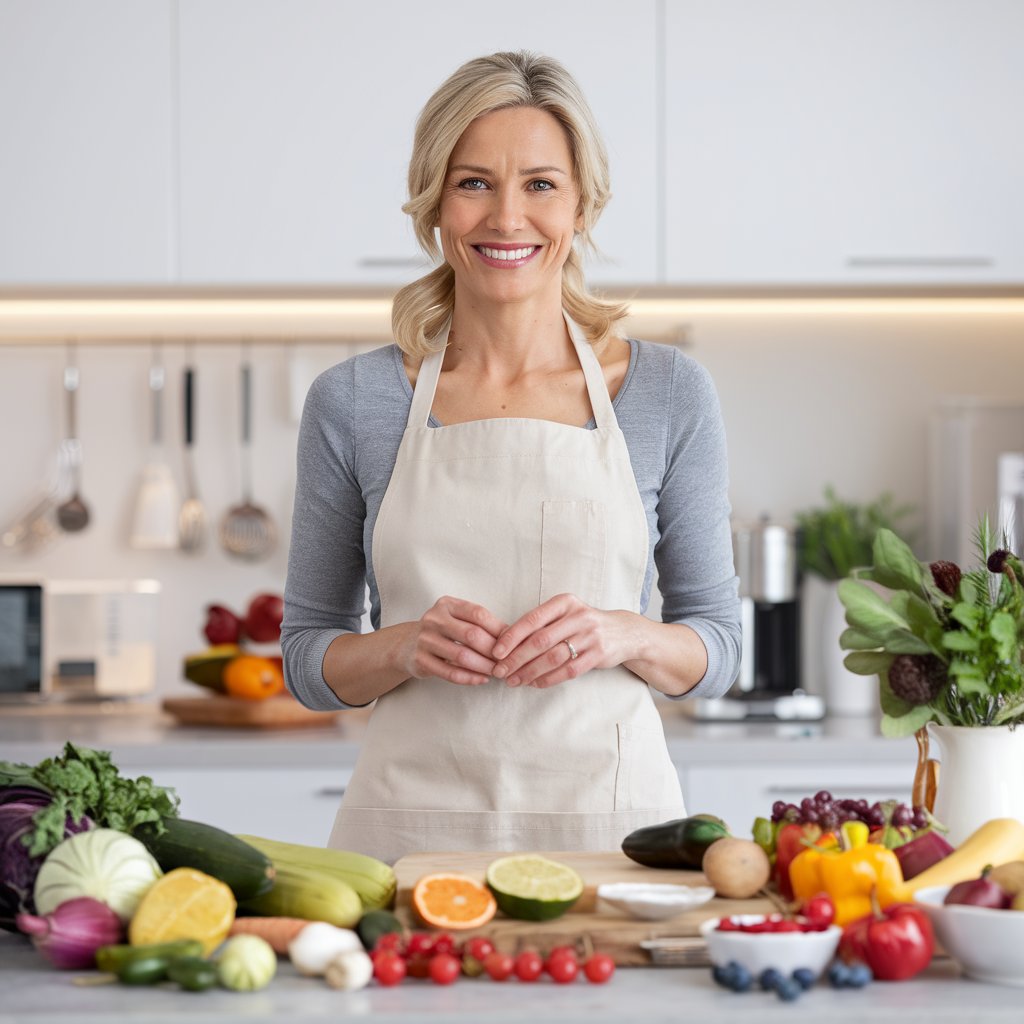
top-left (287, 922), bottom-right (362, 976)
top-left (324, 948), bottom-right (373, 991)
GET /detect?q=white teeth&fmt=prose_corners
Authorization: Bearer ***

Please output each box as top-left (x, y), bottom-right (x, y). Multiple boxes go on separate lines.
top-left (478, 245), bottom-right (537, 261)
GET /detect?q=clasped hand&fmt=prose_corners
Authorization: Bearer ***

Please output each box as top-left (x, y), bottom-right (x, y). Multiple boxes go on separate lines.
top-left (408, 593), bottom-right (630, 689)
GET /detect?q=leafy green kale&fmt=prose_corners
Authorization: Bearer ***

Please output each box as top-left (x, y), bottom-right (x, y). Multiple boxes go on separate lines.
top-left (0, 743), bottom-right (180, 857)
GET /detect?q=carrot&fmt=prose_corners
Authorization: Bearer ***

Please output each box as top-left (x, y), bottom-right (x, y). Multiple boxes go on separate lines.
top-left (228, 917), bottom-right (311, 955)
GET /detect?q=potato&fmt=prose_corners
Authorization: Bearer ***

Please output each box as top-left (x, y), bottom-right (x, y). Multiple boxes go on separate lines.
top-left (701, 837), bottom-right (771, 899)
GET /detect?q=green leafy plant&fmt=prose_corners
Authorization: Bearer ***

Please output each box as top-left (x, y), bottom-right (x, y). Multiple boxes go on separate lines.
top-left (795, 487), bottom-right (915, 581)
top-left (838, 518), bottom-right (1024, 737)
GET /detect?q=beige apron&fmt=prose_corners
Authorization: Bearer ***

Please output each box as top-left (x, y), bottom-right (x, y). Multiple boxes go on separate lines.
top-left (328, 314), bottom-right (685, 864)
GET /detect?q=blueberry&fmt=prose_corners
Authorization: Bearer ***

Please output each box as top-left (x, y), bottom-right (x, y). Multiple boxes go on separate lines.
top-left (711, 965), bottom-right (731, 989)
top-left (776, 977), bottom-right (803, 1002)
top-left (759, 967), bottom-right (784, 991)
top-left (729, 963), bottom-right (752, 992)
top-left (791, 967), bottom-right (816, 990)
top-left (847, 963), bottom-right (873, 988)
top-left (827, 961), bottom-right (852, 988)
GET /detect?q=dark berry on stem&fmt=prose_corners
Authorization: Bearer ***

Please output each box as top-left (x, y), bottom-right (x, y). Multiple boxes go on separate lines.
top-left (889, 653), bottom-right (949, 706)
top-left (930, 559), bottom-right (962, 597)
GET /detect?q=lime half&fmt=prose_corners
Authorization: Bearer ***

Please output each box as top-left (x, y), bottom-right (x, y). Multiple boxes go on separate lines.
top-left (485, 855), bottom-right (584, 921)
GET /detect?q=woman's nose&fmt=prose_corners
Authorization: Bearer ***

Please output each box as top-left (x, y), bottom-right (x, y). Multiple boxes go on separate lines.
top-left (486, 189), bottom-right (525, 234)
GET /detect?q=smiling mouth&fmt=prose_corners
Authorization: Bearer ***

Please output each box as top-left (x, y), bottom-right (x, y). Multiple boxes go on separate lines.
top-left (473, 245), bottom-right (539, 262)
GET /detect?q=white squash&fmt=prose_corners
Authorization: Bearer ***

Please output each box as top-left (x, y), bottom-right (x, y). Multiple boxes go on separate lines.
top-left (33, 828), bottom-right (162, 923)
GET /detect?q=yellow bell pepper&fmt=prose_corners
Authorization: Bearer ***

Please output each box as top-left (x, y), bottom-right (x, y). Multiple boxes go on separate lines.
top-left (788, 821), bottom-right (904, 926)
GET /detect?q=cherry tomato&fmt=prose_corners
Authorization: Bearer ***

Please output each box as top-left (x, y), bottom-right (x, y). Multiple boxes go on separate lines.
top-left (431, 933), bottom-right (457, 957)
top-left (406, 932), bottom-right (434, 957)
top-left (405, 953), bottom-right (432, 979)
top-left (583, 954), bottom-right (615, 984)
top-left (373, 951), bottom-right (407, 987)
top-left (429, 953), bottom-right (461, 986)
top-left (464, 936), bottom-right (495, 962)
top-left (514, 950), bottom-right (544, 982)
top-left (484, 951), bottom-right (515, 981)
top-left (373, 932), bottom-right (404, 954)
top-left (546, 950), bottom-right (579, 984)
top-left (800, 892), bottom-right (837, 931)
top-left (546, 945), bottom-right (578, 966)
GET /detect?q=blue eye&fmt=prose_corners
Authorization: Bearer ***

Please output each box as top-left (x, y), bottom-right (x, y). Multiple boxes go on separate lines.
top-left (458, 178), bottom-right (488, 190)
top-left (530, 180), bottom-right (555, 192)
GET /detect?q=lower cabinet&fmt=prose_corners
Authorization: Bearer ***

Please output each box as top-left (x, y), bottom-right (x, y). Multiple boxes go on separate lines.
top-left (680, 762), bottom-right (914, 835)
top-left (141, 767), bottom-right (352, 848)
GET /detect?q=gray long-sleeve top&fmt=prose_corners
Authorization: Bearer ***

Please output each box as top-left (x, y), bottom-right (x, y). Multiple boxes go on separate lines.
top-left (282, 338), bottom-right (741, 709)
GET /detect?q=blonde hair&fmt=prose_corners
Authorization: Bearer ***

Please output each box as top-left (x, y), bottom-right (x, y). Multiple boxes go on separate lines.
top-left (392, 51), bottom-right (629, 357)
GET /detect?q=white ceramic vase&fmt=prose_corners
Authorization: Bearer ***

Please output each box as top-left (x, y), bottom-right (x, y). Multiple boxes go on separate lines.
top-left (805, 577), bottom-right (877, 717)
top-left (929, 723), bottom-right (1024, 845)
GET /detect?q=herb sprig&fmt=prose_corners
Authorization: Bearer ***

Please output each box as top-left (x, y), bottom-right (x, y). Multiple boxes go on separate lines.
top-left (838, 518), bottom-right (1024, 736)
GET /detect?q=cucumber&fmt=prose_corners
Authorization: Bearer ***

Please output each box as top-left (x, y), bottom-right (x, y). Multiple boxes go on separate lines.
top-left (134, 818), bottom-right (275, 900)
top-left (356, 908), bottom-right (403, 951)
top-left (96, 940), bottom-right (205, 974)
top-left (238, 861), bottom-right (363, 928)
top-left (167, 956), bottom-right (219, 992)
top-left (117, 955), bottom-right (175, 986)
top-left (621, 813), bottom-right (731, 869)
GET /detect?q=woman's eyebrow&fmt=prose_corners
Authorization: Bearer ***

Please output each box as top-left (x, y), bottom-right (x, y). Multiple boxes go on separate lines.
top-left (449, 164), bottom-right (568, 176)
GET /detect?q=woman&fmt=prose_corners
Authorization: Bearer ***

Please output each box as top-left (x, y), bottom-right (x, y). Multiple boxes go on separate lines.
top-left (282, 51), bottom-right (741, 864)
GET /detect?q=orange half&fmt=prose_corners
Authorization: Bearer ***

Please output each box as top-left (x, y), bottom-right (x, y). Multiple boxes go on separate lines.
top-left (411, 872), bottom-right (497, 930)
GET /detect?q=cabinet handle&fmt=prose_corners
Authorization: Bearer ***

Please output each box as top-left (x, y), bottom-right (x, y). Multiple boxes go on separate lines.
top-left (357, 257), bottom-right (427, 268)
top-left (315, 787), bottom-right (347, 798)
top-left (846, 256), bottom-right (993, 269)
top-left (764, 786), bottom-right (908, 796)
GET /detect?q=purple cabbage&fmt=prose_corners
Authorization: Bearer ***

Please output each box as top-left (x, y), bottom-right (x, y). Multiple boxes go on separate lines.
top-left (0, 789), bottom-right (91, 933)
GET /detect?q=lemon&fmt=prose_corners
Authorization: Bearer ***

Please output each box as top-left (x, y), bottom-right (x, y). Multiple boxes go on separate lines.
top-left (485, 855), bottom-right (584, 921)
top-left (128, 867), bottom-right (236, 955)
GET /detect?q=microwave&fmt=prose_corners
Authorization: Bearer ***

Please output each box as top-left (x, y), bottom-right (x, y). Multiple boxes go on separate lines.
top-left (0, 578), bottom-right (160, 701)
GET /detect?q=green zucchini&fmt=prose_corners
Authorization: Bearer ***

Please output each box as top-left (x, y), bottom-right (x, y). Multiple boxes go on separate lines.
top-left (96, 940), bottom-right (205, 974)
top-left (133, 817), bottom-right (275, 900)
top-left (621, 813), bottom-right (731, 869)
top-left (117, 955), bottom-right (175, 986)
top-left (238, 861), bottom-right (362, 928)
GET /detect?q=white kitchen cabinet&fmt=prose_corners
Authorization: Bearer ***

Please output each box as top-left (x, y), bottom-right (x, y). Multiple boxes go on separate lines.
top-left (176, 0), bottom-right (658, 285)
top-left (679, 762), bottom-right (913, 836)
top-left (141, 766), bottom-right (352, 847)
top-left (0, 0), bottom-right (175, 284)
top-left (664, 0), bottom-right (1024, 285)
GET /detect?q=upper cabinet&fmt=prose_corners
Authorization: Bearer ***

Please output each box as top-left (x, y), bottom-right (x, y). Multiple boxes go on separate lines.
top-left (664, 0), bottom-right (1024, 285)
top-left (0, 0), bottom-right (174, 284)
top-left (2, 1), bottom-right (1021, 288)
top-left (176, 0), bottom-right (658, 286)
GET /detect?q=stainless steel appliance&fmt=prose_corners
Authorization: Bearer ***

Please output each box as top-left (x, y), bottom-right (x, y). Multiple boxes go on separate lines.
top-left (0, 578), bottom-right (160, 701)
top-left (689, 518), bottom-right (823, 721)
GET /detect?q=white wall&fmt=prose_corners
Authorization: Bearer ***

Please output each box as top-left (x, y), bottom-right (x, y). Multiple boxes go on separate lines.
top-left (2, 310), bottom-right (1022, 697)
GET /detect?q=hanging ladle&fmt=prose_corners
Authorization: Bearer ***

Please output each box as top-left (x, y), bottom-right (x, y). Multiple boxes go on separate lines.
top-left (55, 347), bottom-right (90, 533)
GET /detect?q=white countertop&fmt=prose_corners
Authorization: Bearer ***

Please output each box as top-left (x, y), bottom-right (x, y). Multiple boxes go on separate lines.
top-left (0, 698), bottom-right (914, 770)
top-left (1, 933), bottom-right (1021, 1024)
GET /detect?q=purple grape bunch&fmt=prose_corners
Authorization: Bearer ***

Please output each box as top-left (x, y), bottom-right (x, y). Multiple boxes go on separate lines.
top-left (770, 791), bottom-right (929, 833)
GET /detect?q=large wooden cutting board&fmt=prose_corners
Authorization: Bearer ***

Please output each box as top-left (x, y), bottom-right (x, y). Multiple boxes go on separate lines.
top-left (392, 850), bottom-right (775, 966)
top-left (162, 695), bottom-right (342, 729)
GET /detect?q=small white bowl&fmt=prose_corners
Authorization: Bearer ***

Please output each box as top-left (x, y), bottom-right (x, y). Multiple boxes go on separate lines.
top-left (699, 916), bottom-right (842, 978)
top-left (596, 882), bottom-right (715, 920)
top-left (915, 885), bottom-right (1024, 986)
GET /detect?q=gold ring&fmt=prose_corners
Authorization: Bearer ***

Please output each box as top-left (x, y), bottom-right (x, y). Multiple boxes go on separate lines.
top-left (563, 639), bottom-right (578, 660)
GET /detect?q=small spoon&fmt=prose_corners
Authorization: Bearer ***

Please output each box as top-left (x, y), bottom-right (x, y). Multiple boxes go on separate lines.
top-left (55, 357), bottom-right (90, 533)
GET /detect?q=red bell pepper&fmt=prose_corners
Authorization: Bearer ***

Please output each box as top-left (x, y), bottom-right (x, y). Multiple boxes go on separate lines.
top-left (773, 823), bottom-right (835, 900)
top-left (839, 894), bottom-right (935, 981)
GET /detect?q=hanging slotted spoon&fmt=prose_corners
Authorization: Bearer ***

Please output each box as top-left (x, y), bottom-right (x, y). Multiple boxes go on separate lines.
top-left (219, 351), bottom-right (276, 561)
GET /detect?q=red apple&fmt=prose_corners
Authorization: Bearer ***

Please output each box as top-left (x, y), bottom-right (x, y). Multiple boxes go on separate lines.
top-left (243, 593), bottom-right (284, 643)
top-left (203, 604), bottom-right (242, 646)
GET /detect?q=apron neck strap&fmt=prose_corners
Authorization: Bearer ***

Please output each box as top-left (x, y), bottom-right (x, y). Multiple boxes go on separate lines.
top-left (406, 312), bottom-right (616, 429)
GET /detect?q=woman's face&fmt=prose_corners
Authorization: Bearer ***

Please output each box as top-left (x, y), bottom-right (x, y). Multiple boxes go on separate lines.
top-left (437, 106), bottom-right (581, 308)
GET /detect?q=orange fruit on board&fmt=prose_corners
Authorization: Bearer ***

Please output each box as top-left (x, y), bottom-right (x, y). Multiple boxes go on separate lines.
top-left (411, 873), bottom-right (497, 930)
top-left (223, 655), bottom-right (285, 701)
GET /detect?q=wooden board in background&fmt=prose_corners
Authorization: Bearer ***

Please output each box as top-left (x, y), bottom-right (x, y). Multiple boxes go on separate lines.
top-left (162, 695), bottom-right (342, 729)
top-left (393, 850), bottom-right (775, 966)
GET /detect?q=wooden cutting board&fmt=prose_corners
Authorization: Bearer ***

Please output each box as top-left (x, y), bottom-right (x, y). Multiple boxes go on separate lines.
top-left (392, 850), bottom-right (775, 966)
top-left (162, 694), bottom-right (342, 729)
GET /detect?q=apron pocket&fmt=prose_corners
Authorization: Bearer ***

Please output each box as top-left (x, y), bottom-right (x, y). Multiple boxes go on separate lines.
top-left (614, 721), bottom-right (687, 812)
top-left (539, 499), bottom-right (607, 606)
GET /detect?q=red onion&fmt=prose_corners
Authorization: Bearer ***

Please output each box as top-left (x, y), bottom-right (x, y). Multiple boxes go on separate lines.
top-left (16, 897), bottom-right (123, 969)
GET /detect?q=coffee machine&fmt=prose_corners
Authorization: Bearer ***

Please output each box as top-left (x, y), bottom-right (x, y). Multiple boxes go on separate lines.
top-left (689, 517), bottom-right (823, 720)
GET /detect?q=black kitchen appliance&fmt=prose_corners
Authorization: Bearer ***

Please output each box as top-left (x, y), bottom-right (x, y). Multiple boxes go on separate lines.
top-left (690, 517), bottom-right (823, 721)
